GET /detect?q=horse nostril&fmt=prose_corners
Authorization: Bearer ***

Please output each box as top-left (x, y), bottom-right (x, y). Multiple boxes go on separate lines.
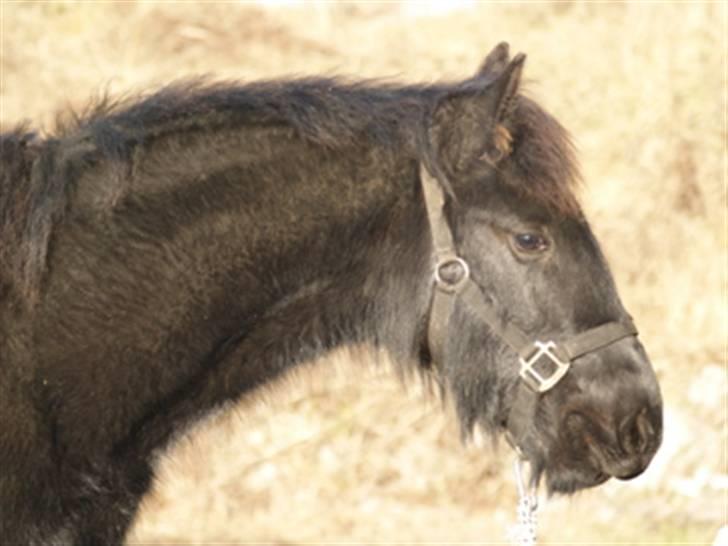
top-left (618, 407), bottom-right (654, 456)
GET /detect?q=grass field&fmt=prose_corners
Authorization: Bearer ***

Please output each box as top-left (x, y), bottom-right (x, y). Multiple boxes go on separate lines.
top-left (1, 1), bottom-right (725, 543)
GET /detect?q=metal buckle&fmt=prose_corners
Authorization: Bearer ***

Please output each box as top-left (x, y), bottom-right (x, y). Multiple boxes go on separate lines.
top-left (433, 255), bottom-right (470, 293)
top-left (519, 341), bottom-right (570, 393)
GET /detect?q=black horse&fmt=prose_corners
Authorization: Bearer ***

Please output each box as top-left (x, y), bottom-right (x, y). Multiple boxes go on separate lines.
top-left (0, 44), bottom-right (662, 545)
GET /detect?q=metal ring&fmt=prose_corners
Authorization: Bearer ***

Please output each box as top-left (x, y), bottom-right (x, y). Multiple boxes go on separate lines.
top-left (434, 256), bottom-right (470, 292)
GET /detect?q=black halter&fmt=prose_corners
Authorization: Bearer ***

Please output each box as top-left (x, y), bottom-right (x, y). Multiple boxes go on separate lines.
top-left (419, 164), bottom-right (638, 450)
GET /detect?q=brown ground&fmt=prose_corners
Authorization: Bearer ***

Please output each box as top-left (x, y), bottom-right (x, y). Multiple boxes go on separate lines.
top-left (1, 2), bottom-right (725, 544)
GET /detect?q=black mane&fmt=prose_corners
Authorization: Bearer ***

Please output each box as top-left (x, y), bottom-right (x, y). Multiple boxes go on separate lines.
top-left (54, 77), bottom-right (441, 152)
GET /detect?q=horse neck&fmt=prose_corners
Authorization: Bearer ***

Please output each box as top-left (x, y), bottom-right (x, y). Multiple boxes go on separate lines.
top-left (129, 129), bottom-right (432, 393)
top-left (27, 125), bottom-right (435, 459)
top-left (212, 138), bottom-right (431, 365)
top-left (24, 121), bottom-right (438, 457)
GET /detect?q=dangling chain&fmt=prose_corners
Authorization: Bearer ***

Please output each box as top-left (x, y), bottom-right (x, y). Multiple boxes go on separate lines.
top-left (508, 458), bottom-right (539, 546)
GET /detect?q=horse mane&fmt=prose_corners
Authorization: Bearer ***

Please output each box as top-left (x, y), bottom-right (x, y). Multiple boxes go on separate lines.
top-left (508, 95), bottom-right (582, 217)
top-left (53, 77), bottom-right (437, 151)
top-left (0, 126), bottom-right (48, 305)
top-left (0, 76), bottom-right (580, 304)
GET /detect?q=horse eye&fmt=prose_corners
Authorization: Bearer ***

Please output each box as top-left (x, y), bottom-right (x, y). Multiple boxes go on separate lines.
top-left (514, 233), bottom-right (549, 253)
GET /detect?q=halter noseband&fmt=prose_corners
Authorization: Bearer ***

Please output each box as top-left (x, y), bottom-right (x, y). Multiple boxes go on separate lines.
top-left (419, 164), bottom-right (638, 450)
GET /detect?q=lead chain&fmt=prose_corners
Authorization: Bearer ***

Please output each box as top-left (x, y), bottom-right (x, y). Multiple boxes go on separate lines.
top-left (508, 458), bottom-right (538, 546)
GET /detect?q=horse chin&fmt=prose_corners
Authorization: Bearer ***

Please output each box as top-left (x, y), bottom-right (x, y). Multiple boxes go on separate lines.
top-left (520, 448), bottom-right (612, 495)
top-left (543, 465), bottom-right (612, 495)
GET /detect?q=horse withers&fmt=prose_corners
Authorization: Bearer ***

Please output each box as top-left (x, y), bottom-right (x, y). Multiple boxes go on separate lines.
top-left (0, 44), bottom-right (662, 544)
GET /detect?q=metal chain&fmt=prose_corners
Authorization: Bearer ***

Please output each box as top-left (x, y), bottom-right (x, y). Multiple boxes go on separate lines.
top-left (508, 458), bottom-right (539, 546)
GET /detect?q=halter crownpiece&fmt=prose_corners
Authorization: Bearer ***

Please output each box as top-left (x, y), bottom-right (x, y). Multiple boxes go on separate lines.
top-left (418, 163), bottom-right (638, 448)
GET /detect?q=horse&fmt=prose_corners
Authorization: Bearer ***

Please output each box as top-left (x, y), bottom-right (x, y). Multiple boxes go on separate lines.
top-left (0, 43), bottom-right (662, 545)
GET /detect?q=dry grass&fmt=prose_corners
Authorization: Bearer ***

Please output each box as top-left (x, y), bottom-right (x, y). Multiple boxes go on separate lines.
top-left (1, 1), bottom-right (725, 543)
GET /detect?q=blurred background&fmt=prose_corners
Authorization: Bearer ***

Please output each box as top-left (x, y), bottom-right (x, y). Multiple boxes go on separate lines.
top-left (1, 1), bottom-right (724, 543)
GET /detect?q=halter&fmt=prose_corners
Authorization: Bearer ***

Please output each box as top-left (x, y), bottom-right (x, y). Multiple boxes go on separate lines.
top-left (419, 164), bottom-right (638, 451)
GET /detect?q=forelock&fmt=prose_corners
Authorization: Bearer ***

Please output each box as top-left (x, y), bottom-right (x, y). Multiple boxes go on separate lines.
top-left (506, 96), bottom-right (582, 217)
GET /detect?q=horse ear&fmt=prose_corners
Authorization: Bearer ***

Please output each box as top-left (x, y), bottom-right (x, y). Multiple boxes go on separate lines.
top-left (476, 42), bottom-right (511, 79)
top-left (428, 53), bottom-right (526, 174)
top-left (490, 52), bottom-right (525, 127)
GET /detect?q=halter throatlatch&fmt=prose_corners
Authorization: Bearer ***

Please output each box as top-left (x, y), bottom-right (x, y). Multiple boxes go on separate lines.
top-left (418, 164), bottom-right (638, 451)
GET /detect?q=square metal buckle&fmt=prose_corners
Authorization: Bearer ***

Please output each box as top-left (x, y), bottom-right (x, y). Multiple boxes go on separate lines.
top-left (519, 341), bottom-right (571, 393)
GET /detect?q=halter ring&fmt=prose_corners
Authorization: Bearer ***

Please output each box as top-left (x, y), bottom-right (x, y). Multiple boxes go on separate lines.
top-left (433, 256), bottom-right (470, 293)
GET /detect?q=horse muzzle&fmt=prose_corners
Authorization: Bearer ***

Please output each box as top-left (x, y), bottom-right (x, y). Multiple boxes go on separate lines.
top-left (559, 343), bottom-right (663, 485)
top-left (565, 400), bottom-right (662, 482)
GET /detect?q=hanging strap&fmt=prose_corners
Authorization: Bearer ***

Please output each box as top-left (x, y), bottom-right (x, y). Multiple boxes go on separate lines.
top-left (421, 164), bottom-right (470, 368)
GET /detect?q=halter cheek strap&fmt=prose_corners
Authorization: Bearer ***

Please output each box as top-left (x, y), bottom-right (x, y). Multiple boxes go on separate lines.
top-left (419, 164), bottom-right (638, 451)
